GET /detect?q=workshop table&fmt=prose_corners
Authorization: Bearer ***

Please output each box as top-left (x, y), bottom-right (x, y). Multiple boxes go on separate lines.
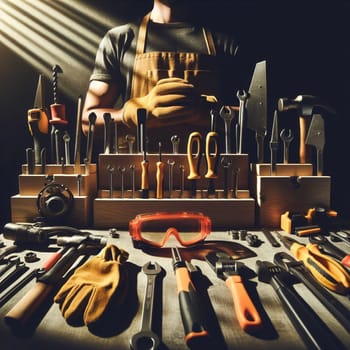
top-left (0, 229), bottom-right (349, 350)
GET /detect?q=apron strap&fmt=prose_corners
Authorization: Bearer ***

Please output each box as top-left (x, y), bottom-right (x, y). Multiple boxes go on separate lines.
top-left (136, 13), bottom-right (216, 55)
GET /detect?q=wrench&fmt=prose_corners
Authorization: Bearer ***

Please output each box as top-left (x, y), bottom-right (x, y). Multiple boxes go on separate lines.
top-left (280, 128), bottom-right (294, 164)
top-left (130, 261), bottom-right (162, 350)
top-left (0, 255), bottom-right (20, 278)
top-left (219, 105), bottom-right (235, 153)
top-left (236, 89), bottom-right (248, 154)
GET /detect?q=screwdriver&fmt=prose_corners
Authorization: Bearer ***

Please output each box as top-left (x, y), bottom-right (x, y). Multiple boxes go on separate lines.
top-left (171, 247), bottom-right (209, 348)
top-left (156, 142), bottom-right (164, 199)
top-left (276, 231), bottom-right (350, 294)
top-left (137, 109), bottom-right (149, 198)
top-left (269, 110), bottom-right (279, 176)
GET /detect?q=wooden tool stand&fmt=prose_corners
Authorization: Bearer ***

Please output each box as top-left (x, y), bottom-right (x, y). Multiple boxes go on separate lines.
top-left (93, 153), bottom-right (255, 229)
top-left (250, 163), bottom-right (331, 227)
top-left (11, 164), bottom-right (97, 227)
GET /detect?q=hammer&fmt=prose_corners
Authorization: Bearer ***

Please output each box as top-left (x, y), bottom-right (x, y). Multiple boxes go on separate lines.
top-left (277, 95), bottom-right (335, 163)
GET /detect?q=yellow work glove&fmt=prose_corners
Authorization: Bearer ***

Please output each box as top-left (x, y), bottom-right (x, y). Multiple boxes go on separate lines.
top-left (123, 77), bottom-right (205, 126)
top-left (54, 244), bottom-right (129, 326)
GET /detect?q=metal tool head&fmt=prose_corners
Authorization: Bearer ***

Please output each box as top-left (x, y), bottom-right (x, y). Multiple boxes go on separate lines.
top-left (205, 251), bottom-right (252, 280)
top-left (142, 261), bottom-right (161, 275)
top-left (246, 60), bottom-right (267, 136)
top-left (273, 251), bottom-right (302, 272)
top-left (33, 74), bottom-right (46, 109)
top-left (270, 110), bottom-right (279, 145)
top-left (305, 114), bottom-right (325, 150)
top-left (256, 260), bottom-right (291, 284)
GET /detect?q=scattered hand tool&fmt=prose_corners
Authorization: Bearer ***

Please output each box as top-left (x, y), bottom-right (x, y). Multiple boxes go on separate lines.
top-left (130, 261), bottom-right (162, 350)
top-left (277, 94), bottom-right (335, 163)
top-left (137, 108), bottom-right (147, 154)
top-left (280, 128), bottom-right (294, 164)
top-left (171, 247), bottom-right (210, 348)
top-left (141, 148), bottom-right (149, 199)
top-left (309, 234), bottom-right (350, 268)
top-left (50, 65), bottom-right (68, 164)
top-left (206, 252), bottom-right (262, 332)
top-left (0, 261), bottom-right (28, 293)
top-left (269, 110), bottom-right (279, 175)
top-left (261, 229), bottom-right (280, 247)
top-left (4, 235), bottom-right (107, 333)
top-left (0, 246), bottom-right (69, 308)
top-left (0, 255), bottom-right (20, 277)
top-left (171, 134), bottom-right (180, 154)
top-left (186, 131), bottom-right (202, 198)
top-left (246, 60), bottom-right (267, 163)
top-left (205, 131), bottom-right (220, 198)
top-left (103, 112), bottom-right (112, 154)
top-left (236, 89), bottom-right (248, 154)
top-left (330, 230), bottom-right (350, 246)
top-left (256, 260), bottom-right (347, 350)
top-left (219, 105), bottom-right (235, 153)
top-left (156, 142), bottom-right (165, 199)
top-left (73, 95), bottom-right (83, 171)
top-left (210, 109), bottom-right (218, 134)
top-left (275, 231), bottom-right (350, 294)
top-left (305, 113), bottom-right (325, 176)
top-left (273, 251), bottom-right (350, 333)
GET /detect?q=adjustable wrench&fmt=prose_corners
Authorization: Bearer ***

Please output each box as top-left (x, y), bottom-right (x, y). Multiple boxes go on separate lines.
top-left (280, 129), bottom-right (294, 164)
top-left (219, 106), bottom-right (235, 153)
top-left (130, 261), bottom-right (162, 350)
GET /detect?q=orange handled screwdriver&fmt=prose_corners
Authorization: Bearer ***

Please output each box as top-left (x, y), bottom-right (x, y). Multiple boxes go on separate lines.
top-left (156, 142), bottom-right (164, 199)
top-left (171, 247), bottom-right (209, 348)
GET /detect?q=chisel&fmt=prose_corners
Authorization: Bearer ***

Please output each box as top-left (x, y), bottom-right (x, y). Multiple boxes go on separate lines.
top-left (156, 142), bottom-right (164, 199)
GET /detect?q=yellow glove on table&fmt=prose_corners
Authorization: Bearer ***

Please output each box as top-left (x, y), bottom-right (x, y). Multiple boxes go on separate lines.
top-left (54, 244), bottom-right (129, 326)
top-left (123, 77), bottom-right (203, 126)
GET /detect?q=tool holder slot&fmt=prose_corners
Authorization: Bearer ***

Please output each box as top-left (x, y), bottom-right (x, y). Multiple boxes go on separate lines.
top-left (98, 153), bottom-right (249, 193)
top-left (93, 153), bottom-right (256, 230)
top-left (251, 163), bottom-right (331, 227)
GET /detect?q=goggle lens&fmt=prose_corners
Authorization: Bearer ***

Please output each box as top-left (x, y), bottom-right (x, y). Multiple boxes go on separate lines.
top-left (129, 212), bottom-right (211, 247)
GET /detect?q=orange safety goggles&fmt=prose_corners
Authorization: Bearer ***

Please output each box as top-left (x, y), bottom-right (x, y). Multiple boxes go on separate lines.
top-left (129, 212), bottom-right (212, 248)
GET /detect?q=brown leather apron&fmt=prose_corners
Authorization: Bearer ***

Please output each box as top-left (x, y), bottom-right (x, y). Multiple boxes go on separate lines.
top-left (127, 13), bottom-right (221, 153)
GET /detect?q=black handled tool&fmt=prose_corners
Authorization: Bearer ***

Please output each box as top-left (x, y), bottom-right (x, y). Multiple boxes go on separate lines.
top-left (171, 247), bottom-right (209, 348)
top-left (274, 251), bottom-right (350, 333)
top-left (256, 260), bottom-right (347, 350)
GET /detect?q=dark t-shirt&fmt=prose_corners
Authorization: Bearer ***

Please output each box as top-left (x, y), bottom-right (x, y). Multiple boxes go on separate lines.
top-left (90, 18), bottom-right (240, 105)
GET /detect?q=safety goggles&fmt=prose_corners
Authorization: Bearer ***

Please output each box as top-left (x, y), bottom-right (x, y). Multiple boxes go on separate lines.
top-left (129, 212), bottom-right (211, 248)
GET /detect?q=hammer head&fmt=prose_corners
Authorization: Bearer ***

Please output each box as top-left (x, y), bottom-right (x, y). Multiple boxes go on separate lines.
top-left (277, 95), bottom-right (335, 116)
top-left (256, 260), bottom-right (292, 285)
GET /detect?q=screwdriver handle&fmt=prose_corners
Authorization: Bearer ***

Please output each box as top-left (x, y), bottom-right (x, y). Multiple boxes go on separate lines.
top-left (187, 131), bottom-right (202, 180)
top-left (225, 275), bottom-right (262, 332)
top-left (141, 160), bottom-right (149, 198)
top-left (156, 161), bottom-right (165, 199)
top-left (175, 266), bottom-right (209, 346)
top-left (205, 131), bottom-right (219, 179)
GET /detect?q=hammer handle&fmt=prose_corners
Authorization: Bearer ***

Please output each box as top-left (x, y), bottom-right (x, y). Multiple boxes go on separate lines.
top-left (299, 115), bottom-right (312, 163)
top-left (225, 275), bottom-right (262, 332)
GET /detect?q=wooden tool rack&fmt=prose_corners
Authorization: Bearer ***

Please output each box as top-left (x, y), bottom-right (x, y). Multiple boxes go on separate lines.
top-left (11, 164), bottom-right (97, 227)
top-left (93, 152), bottom-right (256, 230)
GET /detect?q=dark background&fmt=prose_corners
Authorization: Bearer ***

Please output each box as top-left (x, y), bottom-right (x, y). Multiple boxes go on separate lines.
top-left (1, 0), bottom-right (348, 227)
